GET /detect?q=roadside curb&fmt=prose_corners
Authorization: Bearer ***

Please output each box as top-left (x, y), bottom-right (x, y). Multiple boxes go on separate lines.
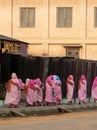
top-left (0, 103), bottom-right (97, 117)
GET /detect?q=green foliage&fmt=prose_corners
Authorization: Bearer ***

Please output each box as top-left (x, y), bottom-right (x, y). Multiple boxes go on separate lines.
top-left (0, 84), bottom-right (6, 90)
top-left (0, 84), bottom-right (6, 100)
top-left (0, 96), bottom-right (5, 100)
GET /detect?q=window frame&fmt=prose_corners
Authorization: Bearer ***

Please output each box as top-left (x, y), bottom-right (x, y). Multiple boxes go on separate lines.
top-left (66, 47), bottom-right (80, 58)
top-left (56, 7), bottom-right (73, 28)
top-left (94, 7), bottom-right (97, 27)
top-left (20, 7), bottom-right (35, 28)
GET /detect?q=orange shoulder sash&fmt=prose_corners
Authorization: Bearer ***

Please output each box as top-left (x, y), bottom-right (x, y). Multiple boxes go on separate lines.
top-left (7, 79), bottom-right (18, 92)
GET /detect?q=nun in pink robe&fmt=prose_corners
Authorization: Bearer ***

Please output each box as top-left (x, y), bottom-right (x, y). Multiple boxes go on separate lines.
top-left (44, 75), bottom-right (53, 106)
top-left (66, 75), bottom-right (74, 105)
top-left (33, 79), bottom-right (40, 106)
top-left (26, 79), bottom-right (37, 106)
top-left (4, 73), bottom-right (23, 108)
top-left (18, 79), bottom-right (24, 102)
top-left (55, 78), bottom-right (62, 104)
top-left (91, 76), bottom-right (97, 103)
top-left (35, 78), bottom-right (44, 106)
top-left (78, 75), bottom-right (87, 104)
top-left (24, 78), bottom-right (33, 106)
top-left (52, 75), bottom-right (62, 105)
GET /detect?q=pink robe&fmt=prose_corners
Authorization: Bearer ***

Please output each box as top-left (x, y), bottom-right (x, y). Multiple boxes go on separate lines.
top-left (56, 83), bottom-right (62, 103)
top-left (52, 75), bottom-right (58, 103)
top-left (26, 80), bottom-right (34, 105)
top-left (37, 87), bottom-right (43, 103)
top-left (52, 85), bottom-right (57, 103)
top-left (26, 78), bottom-right (43, 106)
top-left (44, 75), bottom-right (53, 104)
top-left (36, 78), bottom-right (43, 103)
top-left (18, 79), bottom-right (24, 102)
top-left (26, 87), bottom-right (34, 105)
top-left (33, 79), bottom-right (39, 104)
top-left (66, 78), bottom-right (74, 102)
top-left (78, 79), bottom-right (87, 103)
top-left (4, 78), bottom-right (22, 106)
top-left (44, 82), bottom-right (53, 103)
top-left (91, 77), bottom-right (97, 100)
top-left (52, 76), bottom-right (62, 104)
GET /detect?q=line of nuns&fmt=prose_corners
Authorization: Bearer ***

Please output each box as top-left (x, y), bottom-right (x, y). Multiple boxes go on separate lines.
top-left (4, 73), bottom-right (62, 108)
top-left (4, 73), bottom-right (97, 108)
top-left (24, 75), bottom-right (62, 106)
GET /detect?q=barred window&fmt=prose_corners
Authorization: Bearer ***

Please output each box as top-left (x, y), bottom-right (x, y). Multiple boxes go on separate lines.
top-left (20, 8), bottom-right (35, 28)
top-left (94, 7), bottom-right (97, 27)
top-left (66, 47), bottom-right (80, 58)
top-left (57, 7), bottom-right (73, 28)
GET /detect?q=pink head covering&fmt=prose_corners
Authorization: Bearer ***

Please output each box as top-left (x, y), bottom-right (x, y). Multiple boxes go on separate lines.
top-left (53, 75), bottom-right (61, 86)
top-left (28, 79), bottom-right (34, 88)
top-left (81, 75), bottom-right (86, 80)
top-left (46, 75), bottom-right (53, 82)
top-left (93, 76), bottom-right (97, 88)
top-left (33, 79), bottom-right (37, 85)
top-left (53, 75), bottom-right (57, 81)
top-left (46, 75), bottom-right (54, 86)
top-left (11, 73), bottom-right (17, 79)
top-left (36, 78), bottom-right (42, 87)
top-left (68, 75), bottom-right (73, 80)
top-left (25, 78), bottom-right (30, 86)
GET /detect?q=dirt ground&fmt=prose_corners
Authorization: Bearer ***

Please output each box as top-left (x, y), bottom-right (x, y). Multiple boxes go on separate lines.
top-left (0, 110), bottom-right (97, 126)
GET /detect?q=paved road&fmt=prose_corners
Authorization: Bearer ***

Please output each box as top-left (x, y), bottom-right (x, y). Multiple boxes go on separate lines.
top-left (0, 110), bottom-right (97, 130)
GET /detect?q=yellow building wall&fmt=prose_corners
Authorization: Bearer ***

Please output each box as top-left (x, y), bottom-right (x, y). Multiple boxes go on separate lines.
top-left (49, 0), bottom-right (81, 39)
top-left (48, 44), bottom-right (66, 56)
top-left (86, 44), bottom-right (97, 60)
top-left (28, 44), bottom-right (43, 56)
top-left (87, 0), bottom-right (97, 39)
top-left (12, 0), bottom-right (45, 40)
top-left (0, 0), bottom-right (11, 36)
top-left (0, 0), bottom-right (97, 60)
